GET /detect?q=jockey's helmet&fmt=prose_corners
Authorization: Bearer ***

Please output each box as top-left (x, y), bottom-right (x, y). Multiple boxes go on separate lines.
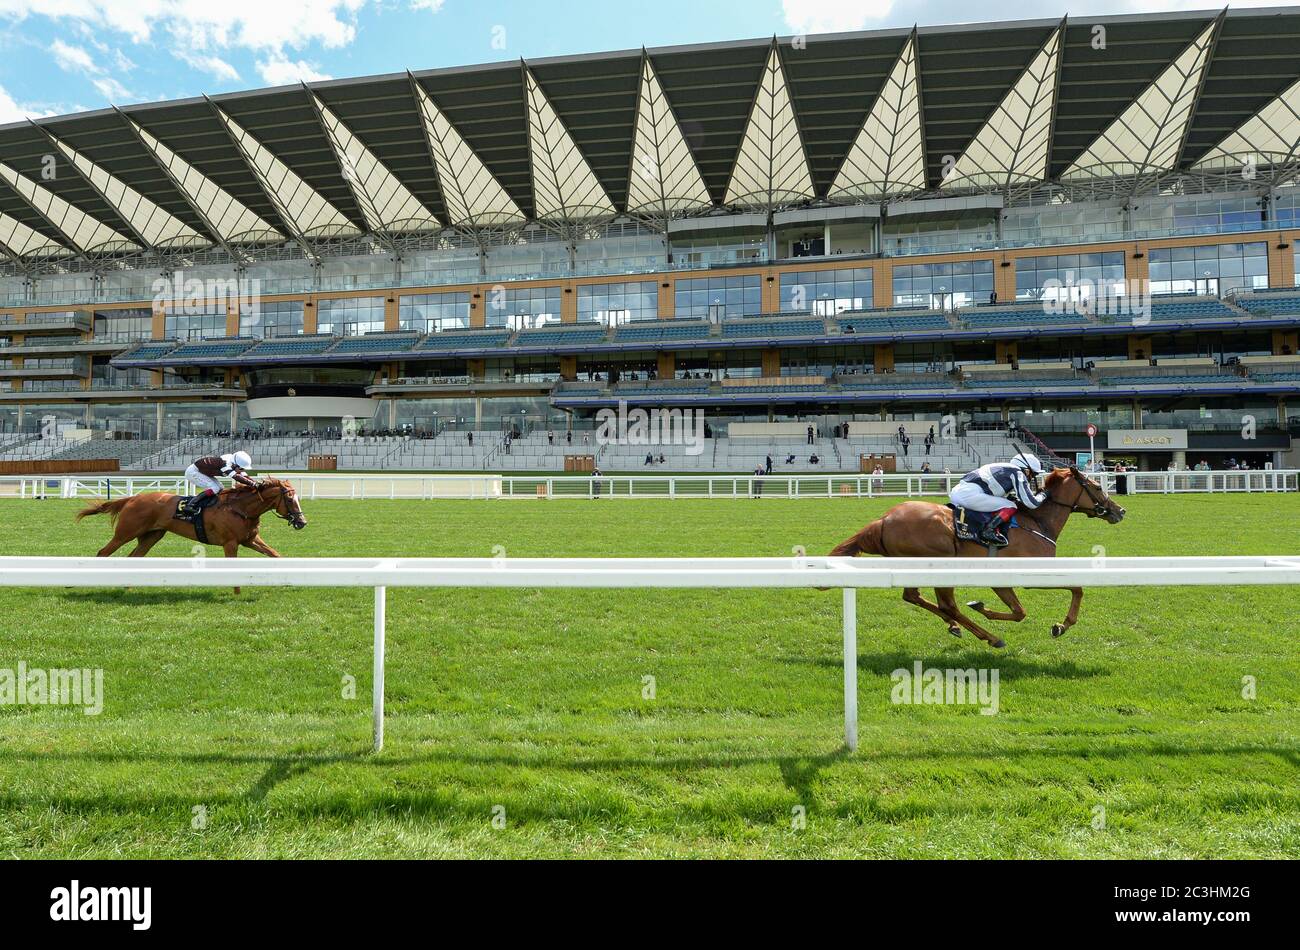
top-left (1010, 453), bottom-right (1044, 475)
top-left (232, 450), bottom-right (253, 470)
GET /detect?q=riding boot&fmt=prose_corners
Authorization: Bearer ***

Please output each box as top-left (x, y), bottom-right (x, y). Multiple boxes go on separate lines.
top-left (978, 513), bottom-right (1011, 547)
top-left (181, 491), bottom-right (212, 520)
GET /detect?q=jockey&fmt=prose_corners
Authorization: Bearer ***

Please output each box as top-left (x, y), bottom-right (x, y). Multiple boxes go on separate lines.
top-left (949, 453), bottom-right (1047, 547)
top-left (181, 450), bottom-right (256, 518)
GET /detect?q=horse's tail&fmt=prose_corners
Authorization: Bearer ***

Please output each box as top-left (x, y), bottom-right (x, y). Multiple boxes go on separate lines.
top-left (75, 497), bottom-right (131, 523)
top-left (829, 518), bottom-right (887, 558)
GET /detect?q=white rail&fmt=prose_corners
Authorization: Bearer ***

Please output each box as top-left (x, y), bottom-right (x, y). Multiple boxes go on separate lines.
top-left (2, 470), bottom-right (1297, 500)
top-left (3, 555), bottom-right (1298, 753)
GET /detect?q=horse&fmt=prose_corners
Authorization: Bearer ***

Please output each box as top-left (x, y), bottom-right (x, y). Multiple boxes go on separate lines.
top-left (829, 466), bottom-right (1125, 648)
top-left (76, 477), bottom-right (307, 575)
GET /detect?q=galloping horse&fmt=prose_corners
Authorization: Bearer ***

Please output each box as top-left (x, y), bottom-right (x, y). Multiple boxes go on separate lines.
top-left (829, 467), bottom-right (1125, 648)
top-left (77, 477), bottom-right (307, 562)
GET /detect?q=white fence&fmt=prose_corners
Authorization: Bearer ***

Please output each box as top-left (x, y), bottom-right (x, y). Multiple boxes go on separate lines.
top-left (2, 469), bottom-right (1298, 500)
top-left (3, 555), bottom-right (1298, 753)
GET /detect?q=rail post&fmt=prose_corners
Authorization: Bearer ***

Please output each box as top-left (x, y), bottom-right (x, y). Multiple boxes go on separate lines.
top-left (843, 587), bottom-right (858, 752)
top-left (373, 586), bottom-right (386, 752)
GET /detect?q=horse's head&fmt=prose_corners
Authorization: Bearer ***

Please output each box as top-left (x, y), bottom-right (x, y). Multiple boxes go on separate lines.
top-left (1045, 466), bottom-right (1125, 524)
top-left (255, 477), bottom-right (307, 529)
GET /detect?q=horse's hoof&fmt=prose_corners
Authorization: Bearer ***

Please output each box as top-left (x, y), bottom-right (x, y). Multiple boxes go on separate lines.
top-left (966, 600), bottom-right (984, 611)
top-left (990, 638), bottom-right (1006, 649)
top-left (947, 624), bottom-right (962, 638)
top-left (1051, 623), bottom-right (1067, 638)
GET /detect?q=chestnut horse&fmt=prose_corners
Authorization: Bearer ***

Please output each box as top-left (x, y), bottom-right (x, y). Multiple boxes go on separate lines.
top-left (829, 467), bottom-right (1125, 648)
top-left (76, 477), bottom-right (307, 561)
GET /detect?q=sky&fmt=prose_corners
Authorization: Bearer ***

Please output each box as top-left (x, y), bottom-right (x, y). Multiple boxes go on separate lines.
top-left (0, 0), bottom-right (1293, 125)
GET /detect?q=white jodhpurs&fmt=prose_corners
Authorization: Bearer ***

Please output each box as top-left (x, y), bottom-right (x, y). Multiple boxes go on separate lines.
top-left (185, 465), bottom-right (223, 495)
top-left (949, 480), bottom-right (1013, 513)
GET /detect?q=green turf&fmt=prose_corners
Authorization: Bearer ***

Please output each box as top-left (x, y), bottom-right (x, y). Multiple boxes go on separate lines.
top-left (1, 493), bottom-right (1297, 858)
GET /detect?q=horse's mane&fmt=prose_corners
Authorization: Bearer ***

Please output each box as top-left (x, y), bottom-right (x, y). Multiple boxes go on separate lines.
top-left (1044, 468), bottom-right (1071, 489)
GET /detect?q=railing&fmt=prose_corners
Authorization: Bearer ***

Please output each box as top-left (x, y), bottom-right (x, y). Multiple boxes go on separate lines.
top-left (3, 470), bottom-right (1297, 500)
top-left (3, 555), bottom-right (1298, 752)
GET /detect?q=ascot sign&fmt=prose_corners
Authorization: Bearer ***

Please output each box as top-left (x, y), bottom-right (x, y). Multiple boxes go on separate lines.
top-left (1107, 428), bottom-right (1188, 450)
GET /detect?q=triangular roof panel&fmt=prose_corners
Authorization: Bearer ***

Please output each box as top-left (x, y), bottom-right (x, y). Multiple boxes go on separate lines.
top-left (942, 24), bottom-right (1062, 192)
top-left (1192, 76), bottom-right (1300, 172)
top-left (725, 43), bottom-right (815, 207)
top-left (47, 133), bottom-right (210, 250)
top-left (126, 116), bottom-right (283, 246)
top-left (828, 32), bottom-right (926, 201)
top-left (0, 210), bottom-right (70, 260)
top-left (1062, 18), bottom-right (1219, 181)
top-left (412, 80), bottom-right (524, 228)
top-left (309, 90), bottom-right (440, 234)
top-left (212, 103), bottom-right (361, 240)
top-left (523, 66), bottom-right (616, 221)
top-left (0, 161), bottom-right (139, 256)
top-left (625, 54), bottom-right (712, 216)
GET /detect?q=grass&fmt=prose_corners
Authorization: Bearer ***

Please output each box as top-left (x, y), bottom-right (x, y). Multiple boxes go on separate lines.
top-left (0, 492), bottom-right (1298, 858)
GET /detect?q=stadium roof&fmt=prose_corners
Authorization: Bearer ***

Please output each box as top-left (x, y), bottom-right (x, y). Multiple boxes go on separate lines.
top-left (2, 6), bottom-right (1300, 265)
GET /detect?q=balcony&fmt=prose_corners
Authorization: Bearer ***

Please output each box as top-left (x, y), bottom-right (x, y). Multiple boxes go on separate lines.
top-left (0, 311), bottom-right (94, 335)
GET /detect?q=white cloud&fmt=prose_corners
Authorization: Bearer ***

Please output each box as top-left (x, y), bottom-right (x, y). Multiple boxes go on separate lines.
top-left (0, 1), bottom-right (372, 53)
top-left (0, 83), bottom-right (58, 124)
top-left (49, 38), bottom-right (98, 73)
top-left (409, 0), bottom-right (445, 11)
top-left (91, 75), bottom-right (131, 100)
top-left (781, 0), bottom-right (896, 34)
top-left (177, 50), bottom-right (240, 82)
top-left (256, 56), bottom-right (331, 86)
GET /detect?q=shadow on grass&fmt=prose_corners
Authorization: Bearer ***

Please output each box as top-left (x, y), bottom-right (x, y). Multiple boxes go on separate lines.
top-left (59, 589), bottom-right (230, 606)
top-left (783, 649), bottom-right (1107, 681)
top-left (1, 738), bottom-right (1295, 828)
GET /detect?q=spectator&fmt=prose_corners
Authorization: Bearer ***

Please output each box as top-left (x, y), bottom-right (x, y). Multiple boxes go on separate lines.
top-left (752, 466), bottom-right (764, 498)
top-left (809, 453), bottom-right (820, 465)
top-left (807, 424), bottom-right (815, 445)
top-left (645, 452), bottom-right (654, 466)
top-left (467, 432), bottom-right (473, 447)
top-left (591, 467), bottom-right (603, 498)
top-left (785, 453), bottom-right (795, 465)
top-left (765, 454), bottom-right (773, 475)
top-left (566, 431), bottom-right (572, 445)
top-left (547, 431), bottom-right (554, 445)
top-left (900, 433), bottom-right (910, 457)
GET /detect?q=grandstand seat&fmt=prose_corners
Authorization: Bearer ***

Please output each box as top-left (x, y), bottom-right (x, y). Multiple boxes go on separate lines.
top-left (614, 321), bottom-right (711, 343)
top-left (329, 333), bottom-right (421, 354)
top-left (512, 325), bottom-right (609, 347)
top-left (721, 318), bottom-right (827, 339)
top-left (415, 330), bottom-right (512, 350)
top-left (241, 335), bottom-right (338, 357)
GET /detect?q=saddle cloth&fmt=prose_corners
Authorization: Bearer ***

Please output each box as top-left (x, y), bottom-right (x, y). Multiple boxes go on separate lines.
top-left (174, 494), bottom-right (216, 544)
top-left (947, 503), bottom-right (1018, 544)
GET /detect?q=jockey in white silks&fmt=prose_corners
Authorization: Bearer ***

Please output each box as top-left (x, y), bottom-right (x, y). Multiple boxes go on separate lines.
top-left (948, 453), bottom-right (1047, 547)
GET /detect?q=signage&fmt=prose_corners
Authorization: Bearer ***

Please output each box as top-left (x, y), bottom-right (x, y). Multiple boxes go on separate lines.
top-left (1106, 428), bottom-right (1187, 450)
top-left (1084, 423), bottom-right (1098, 438)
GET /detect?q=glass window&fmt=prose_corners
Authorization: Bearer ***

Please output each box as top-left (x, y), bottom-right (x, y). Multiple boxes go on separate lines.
top-left (315, 296), bottom-right (386, 336)
top-left (241, 300), bottom-right (304, 339)
top-left (483, 285), bottom-right (562, 329)
top-left (576, 281), bottom-right (658, 325)
top-left (673, 274), bottom-right (762, 320)
top-left (399, 292), bottom-right (471, 332)
top-left (163, 312), bottom-right (225, 341)
top-left (1015, 252), bottom-right (1126, 303)
top-left (1148, 242), bottom-right (1269, 295)
top-left (892, 260), bottom-right (994, 309)
top-left (778, 267), bottom-right (873, 314)
top-left (93, 308), bottom-right (152, 342)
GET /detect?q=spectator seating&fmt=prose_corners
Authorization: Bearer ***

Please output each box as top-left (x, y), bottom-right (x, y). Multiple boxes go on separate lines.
top-left (329, 332), bottom-right (421, 355)
top-left (512, 324), bottom-right (609, 347)
top-left (614, 321), bottom-right (711, 344)
top-left (721, 317), bottom-right (827, 339)
top-left (415, 328), bottom-right (512, 350)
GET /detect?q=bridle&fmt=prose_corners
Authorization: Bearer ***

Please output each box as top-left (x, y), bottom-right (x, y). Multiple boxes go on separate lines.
top-left (1040, 467), bottom-right (1112, 518)
top-left (252, 480), bottom-right (307, 528)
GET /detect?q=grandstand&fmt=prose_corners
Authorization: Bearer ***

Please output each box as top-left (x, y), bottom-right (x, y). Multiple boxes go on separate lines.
top-left (1, 8), bottom-right (1298, 473)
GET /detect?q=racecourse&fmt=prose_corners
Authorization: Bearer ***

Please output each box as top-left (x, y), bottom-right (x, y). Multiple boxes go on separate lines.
top-left (0, 493), bottom-right (1297, 858)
